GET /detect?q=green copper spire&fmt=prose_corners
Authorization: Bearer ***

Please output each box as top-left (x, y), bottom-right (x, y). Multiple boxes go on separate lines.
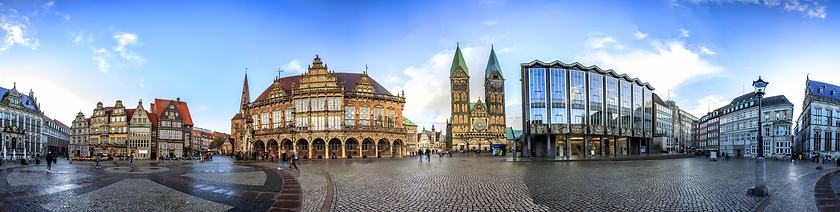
top-left (485, 45), bottom-right (503, 79)
top-left (450, 43), bottom-right (469, 77)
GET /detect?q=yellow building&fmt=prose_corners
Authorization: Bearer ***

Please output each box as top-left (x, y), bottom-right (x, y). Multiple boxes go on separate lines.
top-left (231, 55), bottom-right (409, 159)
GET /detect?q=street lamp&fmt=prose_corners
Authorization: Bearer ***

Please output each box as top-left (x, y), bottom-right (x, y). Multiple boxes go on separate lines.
top-left (748, 76), bottom-right (768, 197)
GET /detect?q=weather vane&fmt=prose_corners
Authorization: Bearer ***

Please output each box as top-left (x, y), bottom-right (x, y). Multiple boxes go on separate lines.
top-left (245, 68), bottom-right (248, 74)
top-left (278, 69), bottom-right (284, 77)
top-left (365, 64), bottom-right (368, 72)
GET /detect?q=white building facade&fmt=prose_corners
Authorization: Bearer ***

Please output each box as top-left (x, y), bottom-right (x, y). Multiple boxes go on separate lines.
top-left (796, 78), bottom-right (840, 159)
top-left (1, 84), bottom-right (44, 160)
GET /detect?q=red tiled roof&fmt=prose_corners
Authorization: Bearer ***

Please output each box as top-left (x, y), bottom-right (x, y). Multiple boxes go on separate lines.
top-left (231, 113), bottom-right (242, 120)
top-left (105, 107), bottom-right (114, 115)
top-left (147, 112), bottom-right (157, 128)
top-left (253, 73), bottom-right (393, 102)
top-left (192, 130), bottom-right (201, 137)
top-left (154, 99), bottom-right (193, 126)
top-left (125, 109), bottom-right (136, 120)
top-left (43, 115), bottom-right (70, 131)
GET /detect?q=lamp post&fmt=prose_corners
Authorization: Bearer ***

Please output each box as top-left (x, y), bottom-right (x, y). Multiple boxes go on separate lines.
top-left (748, 76), bottom-right (768, 197)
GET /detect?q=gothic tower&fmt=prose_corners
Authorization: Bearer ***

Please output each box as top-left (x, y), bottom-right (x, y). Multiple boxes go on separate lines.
top-left (484, 46), bottom-right (505, 133)
top-left (450, 44), bottom-right (471, 134)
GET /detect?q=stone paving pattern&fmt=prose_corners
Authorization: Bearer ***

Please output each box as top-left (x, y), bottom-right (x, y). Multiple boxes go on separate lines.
top-left (297, 155), bottom-right (839, 212)
top-left (1, 154), bottom-right (839, 211)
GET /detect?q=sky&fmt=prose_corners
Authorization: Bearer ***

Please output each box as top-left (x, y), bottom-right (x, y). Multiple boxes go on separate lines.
top-left (0, 0), bottom-right (838, 133)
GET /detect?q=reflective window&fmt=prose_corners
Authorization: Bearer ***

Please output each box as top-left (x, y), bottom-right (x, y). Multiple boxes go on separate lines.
top-left (570, 70), bottom-right (586, 125)
top-left (620, 81), bottom-right (632, 128)
top-left (589, 73), bottom-right (603, 126)
top-left (549, 68), bottom-right (566, 124)
top-left (633, 84), bottom-right (643, 130)
top-left (529, 68), bottom-right (546, 124)
top-left (644, 88), bottom-right (653, 132)
top-left (606, 77), bottom-right (619, 128)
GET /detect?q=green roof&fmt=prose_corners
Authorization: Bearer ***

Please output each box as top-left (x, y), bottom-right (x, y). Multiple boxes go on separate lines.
top-left (485, 46), bottom-right (503, 79)
top-left (469, 101), bottom-right (486, 110)
top-left (402, 116), bottom-right (417, 126)
top-left (505, 127), bottom-right (523, 139)
top-left (450, 44), bottom-right (469, 77)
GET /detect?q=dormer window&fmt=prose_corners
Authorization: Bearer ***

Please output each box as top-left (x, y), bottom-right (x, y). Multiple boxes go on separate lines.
top-left (833, 89), bottom-right (837, 96)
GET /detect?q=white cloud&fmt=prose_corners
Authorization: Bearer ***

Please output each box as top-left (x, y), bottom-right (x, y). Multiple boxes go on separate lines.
top-left (71, 31), bottom-right (94, 46)
top-left (634, 30), bottom-right (648, 40)
top-left (93, 48), bottom-right (111, 72)
top-left (0, 5), bottom-right (40, 53)
top-left (684, 94), bottom-right (729, 118)
top-left (679, 28), bottom-right (690, 38)
top-left (113, 32), bottom-right (146, 68)
top-left (140, 77), bottom-right (145, 88)
top-left (576, 39), bottom-right (725, 98)
top-left (282, 59), bottom-right (304, 74)
top-left (685, 0), bottom-right (826, 18)
top-left (585, 36), bottom-right (625, 50)
top-left (483, 20), bottom-right (498, 25)
top-left (699, 46), bottom-right (716, 55)
top-left (393, 45), bottom-right (494, 127)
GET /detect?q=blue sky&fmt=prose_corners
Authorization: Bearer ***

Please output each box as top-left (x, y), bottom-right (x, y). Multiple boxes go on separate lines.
top-left (0, 0), bottom-right (837, 133)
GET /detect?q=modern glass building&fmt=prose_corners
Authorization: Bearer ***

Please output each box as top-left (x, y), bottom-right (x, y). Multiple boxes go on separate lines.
top-left (520, 60), bottom-right (654, 157)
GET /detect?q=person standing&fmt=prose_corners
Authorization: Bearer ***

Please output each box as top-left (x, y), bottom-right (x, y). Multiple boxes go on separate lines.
top-left (425, 149), bottom-right (430, 162)
top-left (45, 152), bottom-right (53, 173)
top-left (95, 154), bottom-right (101, 169)
top-left (419, 150), bottom-right (423, 162)
top-left (129, 153), bottom-right (134, 167)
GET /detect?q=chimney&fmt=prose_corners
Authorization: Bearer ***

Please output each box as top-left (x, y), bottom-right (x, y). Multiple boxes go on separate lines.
top-left (176, 98), bottom-right (180, 106)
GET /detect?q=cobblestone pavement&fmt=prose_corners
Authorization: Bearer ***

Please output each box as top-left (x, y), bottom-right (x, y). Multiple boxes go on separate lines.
top-left (0, 156), bottom-right (300, 212)
top-left (2, 154), bottom-right (838, 211)
top-left (292, 154), bottom-right (840, 212)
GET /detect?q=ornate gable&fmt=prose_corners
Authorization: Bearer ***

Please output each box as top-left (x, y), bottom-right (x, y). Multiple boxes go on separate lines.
top-left (297, 55), bottom-right (341, 92)
top-left (353, 72), bottom-right (376, 93)
top-left (269, 80), bottom-right (288, 99)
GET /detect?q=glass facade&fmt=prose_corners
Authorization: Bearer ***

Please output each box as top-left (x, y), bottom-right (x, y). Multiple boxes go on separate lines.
top-left (606, 77), bottom-right (619, 128)
top-left (570, 70), bottom-right (586, 125)
top-left (589, 73), bottom-right (603, 127)
top-left (549, 68), bottom-right (566, 125)
top-left (522, 63), bottom-right (654, 157)
top-left (529, 68), bottom-right (546, 125)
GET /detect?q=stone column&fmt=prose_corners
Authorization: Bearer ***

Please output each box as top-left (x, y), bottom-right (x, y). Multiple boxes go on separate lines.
top-left (600, 136), bottom-right (604, 156)
top-left (566, 135), bottom-right (571, 157)
top-left (341, 142), bottom-right (346, 158)
top-left (583, 135), bottom-right (588, 156)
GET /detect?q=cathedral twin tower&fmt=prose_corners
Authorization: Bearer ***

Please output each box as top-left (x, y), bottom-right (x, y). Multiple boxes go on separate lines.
top-left (447, 45), bottom-right (507, 151)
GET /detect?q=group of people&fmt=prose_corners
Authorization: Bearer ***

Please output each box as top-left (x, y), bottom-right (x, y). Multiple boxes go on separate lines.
top-left (278, 151), bottom-right (299, 170)
top-left (416, 149), bottom-right (453, 162)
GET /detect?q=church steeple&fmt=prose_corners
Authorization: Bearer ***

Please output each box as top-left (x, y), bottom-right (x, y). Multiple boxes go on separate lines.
top-left (450, 43), bottom-right (469, 77)
top-left (485, 45), bottom-right (503, 79)
top-left (240, 72), bottom-right (250, 113)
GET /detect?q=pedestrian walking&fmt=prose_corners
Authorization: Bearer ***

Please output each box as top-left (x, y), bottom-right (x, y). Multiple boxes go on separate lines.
top-left (129, 153), bottom-right (134, 167)
top-left (290, 152), bottom-right (299, 170)
top-left (271, 153), bottom-right (275, 162)
top-left (45, 152), bottom-right (53, 173)
top-left (419, 150), bottom-right (423, 162)
top-left (279, 152), bottom-right (288, 169)
top-left (425, 149), bottom-right (430, 162)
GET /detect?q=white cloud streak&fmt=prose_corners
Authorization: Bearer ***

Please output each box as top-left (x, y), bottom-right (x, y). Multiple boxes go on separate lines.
top-left (585, 36), bottom-right (626, 50)
top-left (282, 59), bottom-right (304, 74)
top-left (679, 28), bottom-right (690, 38)
top-left (577, 38), bottom-right (725, 99)
top-left (113, 32), bottom-right (146, 68)
top-left (685, 0), bottom-right (826, 18)
top-left (634, 30), bottom-right (648, 40)
top-left (0, 4), bottom-right (40, 53)
top-left (699, 46), bottom-right (716, 55)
